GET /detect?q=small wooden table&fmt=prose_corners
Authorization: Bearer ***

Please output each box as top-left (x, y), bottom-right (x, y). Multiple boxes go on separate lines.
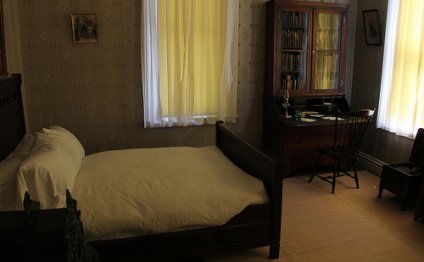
top-left (415, 176), bottom-right (424, 221)
top-left (378, 163), bottom-right (423, 210)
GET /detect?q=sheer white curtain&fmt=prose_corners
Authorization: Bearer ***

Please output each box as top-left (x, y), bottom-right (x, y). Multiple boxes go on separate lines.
top-left (377, 0), bottom-right (424, 138)
top-left (142, 0), bottom-right (239, 127)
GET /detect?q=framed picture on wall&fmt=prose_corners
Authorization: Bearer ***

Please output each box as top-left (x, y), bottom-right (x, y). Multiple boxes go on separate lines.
top-left (71, 14), bottom-right (97, 43)
top-left (363, 9), bottom-right (382, 45)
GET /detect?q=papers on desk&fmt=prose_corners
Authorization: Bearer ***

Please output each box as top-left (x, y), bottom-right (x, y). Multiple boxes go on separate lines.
top-left (321, 116), bottom-right (344, 121)
top-left (301, 111), bottom-right (319, 117)
top-left (301, 117), bottom-right (317, 122)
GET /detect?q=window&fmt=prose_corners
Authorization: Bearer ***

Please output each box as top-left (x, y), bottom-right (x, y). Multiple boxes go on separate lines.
top-left (377, 0), bottom-right (424, 138)
top-left (142, 0), bottom-right (239, 127)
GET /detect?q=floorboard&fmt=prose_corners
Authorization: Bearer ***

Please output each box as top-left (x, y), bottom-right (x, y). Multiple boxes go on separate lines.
top-left (205, 171), bottom-right (424, 262)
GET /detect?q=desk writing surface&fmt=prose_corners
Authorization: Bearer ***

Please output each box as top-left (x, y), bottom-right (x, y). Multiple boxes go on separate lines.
top-left (280, 115), bottom-right (337, 127)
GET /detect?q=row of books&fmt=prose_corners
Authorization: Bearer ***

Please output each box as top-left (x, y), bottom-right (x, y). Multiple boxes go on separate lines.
top-left (281, 53), bottom-right (305, 71)
top-left (281, 11), bottom-right (307, 27)
top-left (282, 29), bottom-right (307, 49)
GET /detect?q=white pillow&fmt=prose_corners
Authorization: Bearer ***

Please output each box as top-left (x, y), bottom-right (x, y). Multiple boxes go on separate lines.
top-left (0, 134), bottom-right (35, 211)
top-left (41, 125), bottom-right (85, 162)
top-left (16, 132), bottom-right (81, 209)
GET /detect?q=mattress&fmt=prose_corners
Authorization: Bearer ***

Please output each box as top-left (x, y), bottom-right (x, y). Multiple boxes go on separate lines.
top-left (71, 146), bottom-right (269, 241)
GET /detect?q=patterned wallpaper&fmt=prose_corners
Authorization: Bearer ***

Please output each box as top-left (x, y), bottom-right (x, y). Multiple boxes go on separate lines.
top-left (4, 0), bottom-right (356, 154)
top-left (351, 0), bottom-right (414, 164)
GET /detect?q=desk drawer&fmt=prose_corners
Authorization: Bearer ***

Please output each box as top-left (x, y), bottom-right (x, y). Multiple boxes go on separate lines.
top-left (280, 126), bottom-right (333, 151)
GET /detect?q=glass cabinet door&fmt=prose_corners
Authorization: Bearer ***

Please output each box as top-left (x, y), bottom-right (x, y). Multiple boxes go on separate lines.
top-left (280, 10), bottom-right (310, 94)
top-left (265, 1), bottom-right (348, 97)
top-left (312, 11), bottom-right (345, 92)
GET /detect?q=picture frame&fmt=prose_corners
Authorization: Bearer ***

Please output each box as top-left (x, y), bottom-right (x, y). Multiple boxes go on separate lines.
top-left (71, 14), bottom-right (97, 43)
top-left (362, 9), bottom-right (382, 45)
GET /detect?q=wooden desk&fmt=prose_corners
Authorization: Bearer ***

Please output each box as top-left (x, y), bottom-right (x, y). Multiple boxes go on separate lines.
top-left (267, 117), bottom-right (336, 175)
top-left (263, 95), bottom-right (350, 177)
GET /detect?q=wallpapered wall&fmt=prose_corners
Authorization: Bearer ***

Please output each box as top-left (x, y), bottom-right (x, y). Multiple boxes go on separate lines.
top-left (4, 0), bottom-right (356, 154)
top-left (352, 0), bottom-right (414, 164)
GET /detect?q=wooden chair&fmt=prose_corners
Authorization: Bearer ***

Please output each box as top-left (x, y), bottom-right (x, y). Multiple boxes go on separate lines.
top-left (308, 109), bottom-right (375, 194)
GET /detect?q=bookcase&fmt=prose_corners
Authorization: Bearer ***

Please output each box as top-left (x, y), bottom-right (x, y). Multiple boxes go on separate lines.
top-left (262, 1), bottom-right (350, 176)
top-left (265, 0), bottom-right (349, 97)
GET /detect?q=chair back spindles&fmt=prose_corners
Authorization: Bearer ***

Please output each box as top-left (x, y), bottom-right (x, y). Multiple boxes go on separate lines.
top-left (334, 109), bottom-right (374, 159)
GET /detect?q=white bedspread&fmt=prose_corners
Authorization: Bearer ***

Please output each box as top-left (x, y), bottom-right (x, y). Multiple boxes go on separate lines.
top-left (72, 146), bottom-right (269, 241)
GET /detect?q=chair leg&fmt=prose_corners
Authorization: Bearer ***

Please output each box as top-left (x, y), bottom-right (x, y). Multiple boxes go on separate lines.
top-left (331, 175), bottom-right (336, 194)
top-left (352, 160), bottom-right (359, 189)
top-left (308, 153), bottom-right (322, 183)
top-left (331, 159), bottom-right (339, 194)
top-left (378, 187), bottom-right (383, 198)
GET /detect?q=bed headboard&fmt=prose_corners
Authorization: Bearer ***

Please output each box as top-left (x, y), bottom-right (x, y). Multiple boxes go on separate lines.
top-left (0, 74), bottom-right (25, 161)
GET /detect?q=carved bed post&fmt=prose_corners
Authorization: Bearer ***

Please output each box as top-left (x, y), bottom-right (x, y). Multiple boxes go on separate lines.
top-left (21, 191), bottom-right (41, 261)
top-left (66, 189), bottom-right (87, 262)
top-left (66, 190), bottom-right (101, 262)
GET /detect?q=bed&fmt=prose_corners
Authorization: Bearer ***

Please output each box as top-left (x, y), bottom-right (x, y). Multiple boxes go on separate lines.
top-left (0, 74), bottom-right (284, 261)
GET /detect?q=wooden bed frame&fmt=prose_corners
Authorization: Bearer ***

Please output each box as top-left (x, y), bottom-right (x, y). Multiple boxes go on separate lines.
top-left (0, 74), bottom-right (284, 261)
top-left (0, 74), bottom-right (25, 161)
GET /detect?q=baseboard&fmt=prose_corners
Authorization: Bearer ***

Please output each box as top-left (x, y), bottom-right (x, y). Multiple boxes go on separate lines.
top-left (357, 151), bottom-right (386, 176)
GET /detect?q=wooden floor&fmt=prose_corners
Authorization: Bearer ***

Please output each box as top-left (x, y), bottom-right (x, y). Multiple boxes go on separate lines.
top-left (205, 171), bottom-right (424, 262)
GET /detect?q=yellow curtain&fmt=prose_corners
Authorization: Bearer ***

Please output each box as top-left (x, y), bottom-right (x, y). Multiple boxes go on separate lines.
top-left (315, 13), bottom-right (340, 90)
top-left (142, 0), bottom-right (238, 127)
top-left (378, 0), bottom-right (424, 137)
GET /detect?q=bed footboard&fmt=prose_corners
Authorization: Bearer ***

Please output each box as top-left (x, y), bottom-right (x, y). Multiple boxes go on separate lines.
top-left (216, 121), bottom-right (284, 259)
